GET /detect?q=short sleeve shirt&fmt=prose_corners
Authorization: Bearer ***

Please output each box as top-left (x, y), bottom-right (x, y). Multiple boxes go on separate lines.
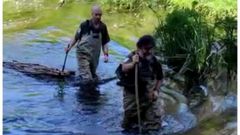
top-left (74, 20), bottom-right (110, 46)
top-left (124, 51), bottom-right (163, 81)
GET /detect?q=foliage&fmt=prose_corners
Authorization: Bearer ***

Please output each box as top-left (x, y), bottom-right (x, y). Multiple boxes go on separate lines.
top-left (154, 8), bottom-right (213, 74)
top-left (215, 12), bottom-right (237, 76)
top-left (153, 2), bottom-right (237, 92)
top-left (100, 0), bottom-right (169, 12)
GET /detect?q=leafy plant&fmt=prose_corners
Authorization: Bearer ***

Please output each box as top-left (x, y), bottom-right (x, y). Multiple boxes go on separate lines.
top-left (154, 6), bottom-right (219, 95)
top-left (155, 7), bottom-right (213, 72)
top-left (154, 1), bottom-right (237, 95)
top-left (215, 12), bottom-right (237, 92)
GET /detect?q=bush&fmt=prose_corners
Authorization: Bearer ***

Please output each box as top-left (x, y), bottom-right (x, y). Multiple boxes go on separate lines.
top-left (215, 12), bottom-right (237, 77)
top-left (154, 2), bottom-right (237, 94)
top-left (154, 7), bottom-right (213, 75)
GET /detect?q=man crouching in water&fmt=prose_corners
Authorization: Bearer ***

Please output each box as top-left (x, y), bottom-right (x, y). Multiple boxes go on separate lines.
top-left (116, 35), bottom-right (164, 132)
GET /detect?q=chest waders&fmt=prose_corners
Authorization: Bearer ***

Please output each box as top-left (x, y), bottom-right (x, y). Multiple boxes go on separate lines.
top-left (76, 30), bottom-right (102, 84)
top-left (121, 55), bottom-right (163, 131)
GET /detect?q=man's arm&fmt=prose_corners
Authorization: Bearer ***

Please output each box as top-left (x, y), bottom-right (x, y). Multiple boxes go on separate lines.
top-left (65, 25), bottom-right (82, 52)
top-left (101, 24), bottom-right (110, 62)
top-left (102, 44), bottom-right (108, 56)
top-left (148, 79), bottom-right (162, 102)
top-left (148, 57), bottom-right (164, 101)
top-left (121, 61), bottom-right (135, 72)
top-left (121, 54), bottom-right (139, 72)
top-left (102, 44), bottom-right (109, 62)
top-left (153, 57), bottom-right (164, 91)
top-left (153, 79), bottom-right (163, 92)
top-left (66, 38), bottom-right (77, 52)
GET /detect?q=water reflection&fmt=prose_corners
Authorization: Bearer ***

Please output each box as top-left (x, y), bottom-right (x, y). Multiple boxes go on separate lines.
top-left (75, 85), bottom-right (103, 115)
top-left (77, 85), bottom-right (101, 101)
top-left (54, 79), bottom-right (66, 102)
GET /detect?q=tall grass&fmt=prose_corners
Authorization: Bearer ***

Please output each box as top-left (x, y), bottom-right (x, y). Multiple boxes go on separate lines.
top-left (153, 1), bottom-right (236, 93)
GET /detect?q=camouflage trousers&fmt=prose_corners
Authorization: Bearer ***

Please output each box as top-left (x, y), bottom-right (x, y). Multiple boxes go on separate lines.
top-left (76, 50), bottom-right (99, 85)
top-left (122, 89), bottom-right (164, 131)
top-left (75, 31), bottom-right (101, 86)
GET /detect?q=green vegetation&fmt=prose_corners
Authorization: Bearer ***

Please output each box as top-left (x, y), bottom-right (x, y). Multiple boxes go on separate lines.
top-left (153, 1), bottom-right (236, 93)
top-left (100, 0), bottom-right (166, 12)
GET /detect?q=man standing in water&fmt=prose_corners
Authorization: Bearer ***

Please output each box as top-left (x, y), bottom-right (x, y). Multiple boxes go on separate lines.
top-left (116, 35), bottom-right (164, 132)
top-left (65, 5), bottom-right (110, 85)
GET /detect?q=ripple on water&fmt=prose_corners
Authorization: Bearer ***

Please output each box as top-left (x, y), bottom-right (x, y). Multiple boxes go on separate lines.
top-left (4, 26), bottom-right (201, 135)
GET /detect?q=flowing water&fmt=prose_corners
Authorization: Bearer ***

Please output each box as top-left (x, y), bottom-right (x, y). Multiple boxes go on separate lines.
top-left (3, 0), bottom-right (237, 135)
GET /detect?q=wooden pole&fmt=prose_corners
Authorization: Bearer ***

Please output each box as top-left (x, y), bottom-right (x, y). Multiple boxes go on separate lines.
top-left (135, 63), bottom-right (142, 134)
top-left (62, 44), bottom-right (70, 73)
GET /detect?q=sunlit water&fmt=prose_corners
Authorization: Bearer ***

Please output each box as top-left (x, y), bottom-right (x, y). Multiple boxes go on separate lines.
top-left (3, 26), bottom-right (129, 134)
top-left (3, 0), bottom-right (237, 135)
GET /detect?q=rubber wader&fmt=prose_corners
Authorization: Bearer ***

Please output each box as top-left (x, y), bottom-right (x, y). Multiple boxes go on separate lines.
top-left (76, 30), bottom-right (102, 85)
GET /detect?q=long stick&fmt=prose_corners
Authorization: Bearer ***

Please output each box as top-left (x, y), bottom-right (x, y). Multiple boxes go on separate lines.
top-left (135, 63), bottom-right (142, 134)
top-left (62, 44), bottom-right (70, 72)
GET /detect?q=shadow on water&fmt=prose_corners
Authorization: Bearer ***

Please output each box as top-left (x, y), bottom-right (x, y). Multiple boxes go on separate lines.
top-left (76, 85), bottom-right (101, 105)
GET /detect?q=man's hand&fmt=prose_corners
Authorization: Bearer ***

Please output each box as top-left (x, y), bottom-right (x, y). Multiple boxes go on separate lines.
top-left (132, 54), bottom-right (139, 64)
top-left (148, 89), bottom-right (158, 102)
top-left (64, 45), bottom-right (71, 53)
top-left (104, 54), bottom-right (108, 63)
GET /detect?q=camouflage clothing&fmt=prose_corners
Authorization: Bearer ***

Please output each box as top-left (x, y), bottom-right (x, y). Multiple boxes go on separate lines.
top-left (122, 90), bottom-right (164, 130)
top-left (119, 51), bottom-right (164, 131)
top-left (76, 31), bottom-right (102, 84)
top-left (74, 20), bottom-right (110, 84)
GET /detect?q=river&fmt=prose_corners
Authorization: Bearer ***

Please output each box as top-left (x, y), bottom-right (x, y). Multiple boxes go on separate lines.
top-left (3, 0), bottom-right (237, 135)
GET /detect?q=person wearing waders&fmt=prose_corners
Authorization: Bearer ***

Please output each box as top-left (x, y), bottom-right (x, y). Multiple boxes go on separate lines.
top-left (116, 35), bottom-right (164, 132)
top-left (65, 5), bottom-right (110, 85)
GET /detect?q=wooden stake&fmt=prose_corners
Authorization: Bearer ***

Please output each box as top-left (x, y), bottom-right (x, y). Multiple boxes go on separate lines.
top-left (135, 63), bottom-right (142, 134)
